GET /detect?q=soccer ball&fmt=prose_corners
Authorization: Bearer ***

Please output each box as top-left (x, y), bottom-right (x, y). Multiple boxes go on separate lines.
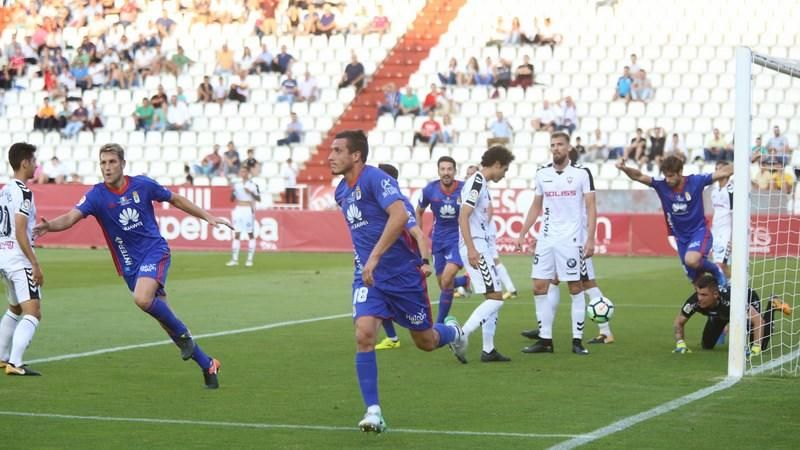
top-left (586, 297), bottom-right (615, 323)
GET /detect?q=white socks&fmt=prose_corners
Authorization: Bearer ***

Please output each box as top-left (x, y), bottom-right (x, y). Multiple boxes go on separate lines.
top-left (585, 286), bottom-right (613, 336)
top-left (463, 299), bottom-right (504, 335)
top-left (534, 294), bottom-right (552, 339)
top-left (247, 239), bottom-right (256, 262)
top-left (9, 315), bottom-right (38, 367)
top-left (571, 293), bottom-right (586, 339)
top-left (548, 283), bottom-right (560, 317)
top-left (481, 311), bottom-right (498, 353)
top-left (0, 310), bottom-right (20, 361)
top-left (231, 240), bottom-right (241, 261)
top-left (495, 263), bottom-right (516, 293)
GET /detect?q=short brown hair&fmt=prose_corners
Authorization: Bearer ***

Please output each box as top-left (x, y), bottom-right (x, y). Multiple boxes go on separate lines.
top-left (8, 142), bottom-right (37, 171)
top-left (660, 155), bottom-right (684, 174)
top-left (550, 131), bottom-right (570, 144)
top-left (99, 143), bottom-right (125, 161)
top-left (481, 145), bottom-right (515, 167)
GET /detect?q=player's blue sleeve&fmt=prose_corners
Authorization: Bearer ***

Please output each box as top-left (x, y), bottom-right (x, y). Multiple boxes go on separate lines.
top-left (698, 173), bottom-right (713, 187)
top-left (417, 184), bottom-right (431, 209)
top-left (369, 170), bottom-right (405, 211)
top-left (138, 176), bottom-right (173, 203)
top-left (75, 189), bottom-right (96, 217)
top-left (403, 199), bottom-right (417, 230)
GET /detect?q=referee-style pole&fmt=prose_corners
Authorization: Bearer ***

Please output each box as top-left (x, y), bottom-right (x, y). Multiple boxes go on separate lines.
top-left (728, 46), bottom-right (752, 378)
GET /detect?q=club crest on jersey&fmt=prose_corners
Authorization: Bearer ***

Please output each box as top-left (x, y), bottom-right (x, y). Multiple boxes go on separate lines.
top-left (348, 186), bottom-right (362, 203)
top-left (685, 192), bottom-right (692, 201)
top-left (132, 191), bottom-right (141, 203)
top-left (381, 178), bottom-right (398, 198)
top-left (567, 176), bottom-right (574, 184)
top-left (467, 189), bottom-right (479, 203)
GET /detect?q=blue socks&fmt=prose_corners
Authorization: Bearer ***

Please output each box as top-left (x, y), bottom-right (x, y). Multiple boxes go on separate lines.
top-left (454, 276), bottom-right (468, 288)
top-left (145, 297), bottom-right (188, 336)
top-left (168, 333), bottom-right (213, 369)
top-left (356, 351), bottom-right (379, 408)
top-left (434, 322), bottom-right (456, 347)
top-left (382, 319), bottom-right (397, 340)
top-left (700, 259), bottom-right (728, 286)
top-left (437, 288), bottom-right (454, 323)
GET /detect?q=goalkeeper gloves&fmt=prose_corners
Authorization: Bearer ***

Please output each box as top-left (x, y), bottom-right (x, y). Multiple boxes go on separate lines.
top-left (750, 344), bottom-right (762, 356)
top-left (673, 340), bottom-right (691, 354)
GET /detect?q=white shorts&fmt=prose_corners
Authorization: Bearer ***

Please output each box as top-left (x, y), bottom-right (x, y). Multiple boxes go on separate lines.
top-left (531, 240), bottom-right (582, 282)
top-left (487, 235), bottom-right (499, 260)
top-left (580, 253), bottom-right (596, 281)
top-left (232, 206), bottom-right (255, 234)
top-left (459, 239), bottom-right (501, 295)
top-left (1, 267), bottom-right (41, 306)
top-left (712, 230), bottom-right (731, 264)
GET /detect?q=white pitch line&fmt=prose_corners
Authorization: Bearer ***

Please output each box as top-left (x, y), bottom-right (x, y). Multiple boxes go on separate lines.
top-left (27, 313), bottom-right (352, 365)
top-left (0, 411), bottom-right (582, 439)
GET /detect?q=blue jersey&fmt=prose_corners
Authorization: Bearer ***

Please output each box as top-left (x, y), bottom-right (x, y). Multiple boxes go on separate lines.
top-left (417, 179), bottom-right (462, 253)
top-left (353, 197), bottom-right (419, 280)
top-left (336, 165), bottom-right (421, 284)
top-left (75, 176), bottom-right (172, 277)
top-left (650, 173), bottom-right (712, 241)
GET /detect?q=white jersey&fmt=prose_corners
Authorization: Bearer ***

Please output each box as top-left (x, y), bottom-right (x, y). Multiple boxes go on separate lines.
top-left (0, 179), bottom-right (36, 269)
top-left (232, 179), bottom-right (260, 203)
top-left (710, 178), bottom-right (733, 234)
top-left (534, 163), bottom-right (594, 244)
top-left (459, 171), bottom-right (492, 246)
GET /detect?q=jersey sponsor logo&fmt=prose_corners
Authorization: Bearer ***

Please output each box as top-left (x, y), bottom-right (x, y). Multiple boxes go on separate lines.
top-left (76, 195), bottom-right (87, 207)
top-left (439, 203), bottom-right (457, 219)
top-left (119, 208), bottom-right (143, 231)
top-left (683, 303), bottom-right (694, 315)
top-left (688, 240), bottom-right (702, 249)
top-left (21, 199), bottom-right (31, 215)
top-left (114, 236), bottom-right (134, 267)
top-left (467, 189), bottom-right (479, 203)
top-left (544, 190), bottom-right (577, 197)
top-left (345, 204), bottom-right (368, 229)
top-left (405, 309), bottom-right (428, 326)
top-left (671, 202), bottom-right (688, 214)
top-left (140, 263), bottom-right (157, 273)
top-left (380, 178), bottom-right (398, 198)
top-left (566, 258), bottom-right (577, 268)
top-left (118, 195), bottom-right (132, 206)
top-left (133, 191), bottom-right (141, 203)
top-left (0, 241), bottom-right (14, 250)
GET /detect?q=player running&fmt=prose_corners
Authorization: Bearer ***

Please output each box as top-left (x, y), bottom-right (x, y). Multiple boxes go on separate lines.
top-left (517, 132), bottom-right (596, 355)
top-left (33, 143), bottom-right (229, 388)
top-left (226, 165), bottom-right (261, 267)
top-left (329, 130), bottom-right (465, 433)
top-left (616, 155), bottom-right (732, 286)
top-left (453, 145), bottom-right (516, 363)
top-left (0, 143), bottom-right (44, 376)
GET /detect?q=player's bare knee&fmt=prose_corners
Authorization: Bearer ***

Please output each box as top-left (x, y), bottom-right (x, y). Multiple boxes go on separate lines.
top-left (567, 281), bottom-right (582, 295)
top-left (133, 295), bottom-right (153, 310)
top-left (9, 304), bottom-right (22, 315)
top-left (20, 300), bottom-right (41, 319)
top-left (533, 279), bottom-right (550, 295)
top-left (410, 331), bottom-right (437, 351)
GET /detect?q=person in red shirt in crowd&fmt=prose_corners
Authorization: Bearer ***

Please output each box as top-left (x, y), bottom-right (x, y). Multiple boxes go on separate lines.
top-left (422, 83), bottom-right (441, 114)
top-left (413, 112), bottom-right (443, 157)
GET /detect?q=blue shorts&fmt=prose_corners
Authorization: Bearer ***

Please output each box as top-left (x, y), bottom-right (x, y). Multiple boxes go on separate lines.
top-left (123, 250), bottom-right (171, 297)
top-left (352, 269), bottom-right (433, 331)
top-left (677, 228), bottom-right (712, 280)
top-left (432, 242), bottom-right (463, 275)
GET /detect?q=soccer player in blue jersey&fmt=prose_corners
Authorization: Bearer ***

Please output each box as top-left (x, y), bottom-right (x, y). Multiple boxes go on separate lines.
top-left (616, 155), bottom-right (732, 286)
top-left (414, 156), bottom-right (471, 325)
top-left (33, 143), bottom-right (229, 389)
top-left (329, 130), bottom-right (466, 433)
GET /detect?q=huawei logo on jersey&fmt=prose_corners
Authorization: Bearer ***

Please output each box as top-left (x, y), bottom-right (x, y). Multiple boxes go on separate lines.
top-left (346, 204), bottom-right (368, 229)
top-left (118, 208), bottom-right (143, 231)
top-left (544, 190), bottom-right (577, 197)
top-left (439, 203), bottom-right (456, 218)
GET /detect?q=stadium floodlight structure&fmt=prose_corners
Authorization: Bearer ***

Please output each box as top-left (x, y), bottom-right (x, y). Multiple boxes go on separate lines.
top-left (730, 47), bottom-right (800, 378)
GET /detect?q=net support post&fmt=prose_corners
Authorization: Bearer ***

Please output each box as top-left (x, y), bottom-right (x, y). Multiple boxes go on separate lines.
top-left (728, 46), bottom-right (752, 378)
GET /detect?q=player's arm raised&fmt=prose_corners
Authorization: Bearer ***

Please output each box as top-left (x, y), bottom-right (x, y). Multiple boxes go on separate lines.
top-left (362, 200), bottom-right (408, 286)
top-left (169, 193), bottom-right (232, 229)
top-left (615, 159), bottom-right (652, 186)
top-left (711, 162), bottom-right (734, 182)
top-left (33, 209), bottom-right (84, 238)
top-left (16, 213), bottom-right (43, 286)
top-left (516, 194), bottom-right (543, 250)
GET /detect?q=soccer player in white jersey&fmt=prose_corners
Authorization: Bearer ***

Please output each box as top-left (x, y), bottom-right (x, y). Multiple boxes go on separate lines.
top-left (517, 132), bottom-right (596, 355)
top-left (452, 146), bottom-right (515, 363)
top-left (0, 143), bottom-right (44, 376)
top-left (710, 160), bottom-right (732, 279)
top-left (227, 166), bottom-right (261, 267)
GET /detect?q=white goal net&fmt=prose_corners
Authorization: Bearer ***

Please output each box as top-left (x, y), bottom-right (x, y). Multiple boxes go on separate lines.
top-left (730, 48), bottom-right (800, 377)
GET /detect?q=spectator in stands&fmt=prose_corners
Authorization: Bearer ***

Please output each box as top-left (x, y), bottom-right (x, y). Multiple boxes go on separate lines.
top-left (485, 16), bottom-right (507, 48)
top-left (19, 35), bottom-right (38, 65)
top-left (492, 58), bottom-right (512, 94)
top-left (556, 96), bottom-right (578, 135)
top-left (613, 66), bottom-right (633, 103)
top-left (531, 100), bottom-right (558, 132)
top-left (587, 128), bottom-right (609, 161)
top-left (646, 127), bottom-right (667, 165)
top-left (119, 0), bottom-right (140, 26)
top-left (512, 54), bottom-right (535, 89)
top-left (624, 128), bottom-right (648, 162)
top-left (214, 76), bottom-right (228, 104)
top-left (573, 136), bottom-right (587, 162)
top-left (228, 71), bottom-right (249, 103)
top-left (282, 158), bottom-right (299, 204)
top-left (1, 63), bottom-right (14, 90)
top-left (156, 9), bottom-right (176, 37)
top-left (170, 46), bottom-right (193, 74)
top-left (302, 4), bottom-right (320, 35)
top-left (412, 112), bottom-right (442, 156)
top-left (629, 53), bottom-right (642, 74)
top-left (367, 5), bottom-right (391, 34)
top-left (167, 95), bottom-right (191, 131)
top-left (277, 112), bottom-right (303, 146)
top-left (133, 97), bottom-right (154, 130)
top-left (297, 71), bottom-right (319, 103)
top-left (475, 57), bottom-right (494, 86)
top-left (665, 133), bottom-right (686, 160)
top-left (422, 84), bottom-right (442, 114)
top-left (195, 145), bottom-right (222, 176)
top-left (273, 45), bottom-right (295, 75)
top-left (88, 59), bottom-right (107, 88)
top-left (255, 44), bottom-right (274, 74)
top-left (62, 100), bottom-right (88, 138)
top-left (197, 75), bottom-right (214, 102)
top-left (133, 43), bottom-right (158, 82)
top-left (237, 46), bottom-right (255, 74)
top-left (538, 17), bottom-right (562, 52)
top-left (244, 148), bottom-right (259, 175)
top-left (56, 100), bottom-right (71, 129)
top-left (150, 102), bottom-right (167, 131)
top-left (215, 44), bottom-right (235, 75)
top-left (284, 6), bottom-right (303, 35)
top-left (71, 60), bottom-right (90, 90)
top-left (37, 156), bottom-right (67, 184)
top-left (277, 70), bottom-right (299, 103)
top-left (752, 136), bottom-right (769, 163)
top-left (505, 17), bottom-right (523, 45)
top-left (630, 70), bottom-right (654, 103)
top-left (460, 57), bottom-right (479, 86)
top-left (767, 125), bottom-right (791, 165)
top-left (398, 87), bottom-right (421, 117)
top-left (317, 4), bottom-right (337, 36)
top-left (434, 114), bottom-right (457, 146)
top-left (338, 52), bottom-right (365, 91)
top-left (151, 85), bottom-right (168, 109)
top-left (438, 57), bottom-right (459, 86)
top-left (704, 128), bottom-right (732, 161)
top-left (223, 141), bottom-right (241, 177)
top-left (377, 82), bottom-right (400, 117)
top-left (34, 98), bottom-right (59, 131)
top-left (486, 111), bottom-right (513, 147)
top-left (255, 0), bottom-right (279, 37)
top-left (753, 159), bottom-right (795, 194)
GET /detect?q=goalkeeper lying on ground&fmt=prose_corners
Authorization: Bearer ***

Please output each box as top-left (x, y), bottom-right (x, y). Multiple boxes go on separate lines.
top-left (672, 273), bottom-right (792, 354)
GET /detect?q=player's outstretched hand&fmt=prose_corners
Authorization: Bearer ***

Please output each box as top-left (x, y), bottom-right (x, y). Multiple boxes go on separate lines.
top-left (33, 217), bottom-right (50, 238)
top-left (673, 340), bottom-right (691, 354)
top-left (208, 217), bottom-right (233, 230)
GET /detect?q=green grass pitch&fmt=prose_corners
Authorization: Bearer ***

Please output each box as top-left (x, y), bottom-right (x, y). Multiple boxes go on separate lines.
top-left (1, 249), bottom-right (797, 449)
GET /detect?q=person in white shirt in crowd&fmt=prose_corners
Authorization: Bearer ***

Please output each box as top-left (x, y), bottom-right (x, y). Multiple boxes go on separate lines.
top-left (587, 128), bottom-right (608, 162)
top-left (281, 157), bottom-right (299, 204)
top-left (555, 96), bottom-right (578, 135)
top-left (531, 99), bottom-right (558, 132)
top-left (37, 156), bottom-right (67, 184)
top-left (297, 71), bottom-right (319, 103)
top-left (167, 95), bottom-right (191, 131)
top-left (213, 76), bottom-right (228, 104)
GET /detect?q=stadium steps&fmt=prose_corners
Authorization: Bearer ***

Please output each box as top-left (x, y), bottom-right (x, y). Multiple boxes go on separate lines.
top-left (298, 0), bottom-right (467, 185)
